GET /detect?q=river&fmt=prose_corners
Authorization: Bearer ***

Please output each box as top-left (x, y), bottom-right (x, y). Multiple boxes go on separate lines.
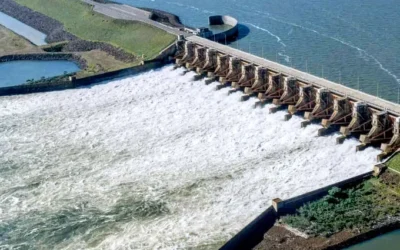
top-left (0, 66), bottom-right (379, 249)
top-left (115, 0), bottom-right (400, 103)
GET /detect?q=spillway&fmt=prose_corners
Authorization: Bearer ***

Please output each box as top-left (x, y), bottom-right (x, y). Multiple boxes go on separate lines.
top-left (0, 66), bottom-right (378, 249)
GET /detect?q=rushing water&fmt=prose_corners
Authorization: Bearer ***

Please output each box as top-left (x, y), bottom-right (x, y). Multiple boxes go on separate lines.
top-left (115, 0), bottom-right (400, 103)
top-left (0, 66), bottom-right (379, 249)
top-left (0, 60), bottom-right (80, 87)
top-left (346, 229), bottom-right (400, 250)
top-left (0, 11), bottom-right (47, 46)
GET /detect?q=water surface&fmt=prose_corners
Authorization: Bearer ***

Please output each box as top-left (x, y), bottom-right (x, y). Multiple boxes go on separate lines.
top-left (0, 66), bottom-right (378, 249)
top-left (346, 229), bottom-right (400, 250)
top-left (0, 60), bottom-right (79, 87)
top-left (0, 11), bottom-right (47, 46)
top-left (115, 0), bottom-right (400, 103)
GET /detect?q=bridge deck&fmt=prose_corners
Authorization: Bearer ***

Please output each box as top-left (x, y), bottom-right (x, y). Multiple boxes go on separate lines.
top-left (188, 36), bottom-right (400, 116)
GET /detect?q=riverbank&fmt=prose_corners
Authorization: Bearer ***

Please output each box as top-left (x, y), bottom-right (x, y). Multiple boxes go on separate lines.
top-left (254, 170), bottom-right (400, 250)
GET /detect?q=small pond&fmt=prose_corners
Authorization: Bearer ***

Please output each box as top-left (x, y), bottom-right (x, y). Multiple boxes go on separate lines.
top-left (0, 11), bottom-right (47, 45)
top-left (345, 229), bottom-right (400, 250)
top-left (0, 60), bottom-right (80, 87)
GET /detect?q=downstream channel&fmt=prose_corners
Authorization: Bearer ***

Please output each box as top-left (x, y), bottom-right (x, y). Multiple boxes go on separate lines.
top-left (0, 66), bottom-right (379, 249)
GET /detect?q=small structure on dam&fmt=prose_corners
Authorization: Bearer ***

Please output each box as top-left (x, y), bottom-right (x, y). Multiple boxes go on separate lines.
top-left (174, 36), bottom-right (400, 160)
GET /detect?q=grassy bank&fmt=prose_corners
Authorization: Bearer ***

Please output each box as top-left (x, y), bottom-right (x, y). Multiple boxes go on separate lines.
top-left (0, 25), bottom-right (41, 55)
top-left (387, 154), bottom-right (400, 172)
top-left (14, 0), bottom-right (176, 59)
top-left (282, 172), bottom-right (400, 237)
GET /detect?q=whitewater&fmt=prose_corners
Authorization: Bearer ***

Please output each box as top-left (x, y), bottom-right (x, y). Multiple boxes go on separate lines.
top-left (0, 66), bottom-right (378, 249)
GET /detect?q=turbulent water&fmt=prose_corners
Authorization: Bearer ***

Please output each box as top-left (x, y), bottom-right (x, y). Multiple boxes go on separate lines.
top-left (0, 66), bottom-right (378, 249)
top-left (116, 0), bottom-right (400, 103)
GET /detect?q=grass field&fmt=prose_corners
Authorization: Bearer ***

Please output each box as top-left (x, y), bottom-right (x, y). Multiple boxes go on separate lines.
top-left (77, 50), bottom-right (139, 77)
top-left (14, 0), bottom-right (176, 59)
top-left (387, 154), bottom-right (400, 172)
top-left (0, 25), bottom-right (41, 55)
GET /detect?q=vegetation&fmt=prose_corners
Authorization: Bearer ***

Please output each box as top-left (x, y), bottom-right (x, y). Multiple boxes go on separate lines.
top-left (25, 71), bottom-right (73, 85)
top-left (282, 175), bottom-right (400, 237)
top-left (77, 50), bottom-right (139, 77)
top-left (387, 154), bottom-right (400, 173)
top-left (0, 25), bottom-right (41, 54)
top-left (14, 0), bottom-right (176, 59)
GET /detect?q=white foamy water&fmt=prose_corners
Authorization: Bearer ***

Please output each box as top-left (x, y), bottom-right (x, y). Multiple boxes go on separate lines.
top-left (0, 66), bottom-right (378, 249)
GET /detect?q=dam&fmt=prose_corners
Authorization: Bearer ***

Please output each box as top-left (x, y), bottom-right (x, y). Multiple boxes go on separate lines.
top-left (175, 36), bottom-right (400, 160)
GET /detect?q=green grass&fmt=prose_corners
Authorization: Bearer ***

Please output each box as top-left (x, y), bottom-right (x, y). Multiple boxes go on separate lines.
top-left (282, 175), bottom-right (400, 237)
top-left (14, 0), bottom-right (176, 59)
top-left (0, 25), bottom-right (41, 54)
top-left (387, 154), bottom-right (400, 172)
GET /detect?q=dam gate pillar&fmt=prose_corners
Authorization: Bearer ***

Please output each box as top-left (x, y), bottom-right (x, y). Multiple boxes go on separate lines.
top-left (286, 85), bottom-right (314, 120)
top-left (214, 55), bottom-right (230, 85)
top-left (187, 47), bottom-right (207, 71)
top-left (358, 111), bottom-right (392, 151)
top-left (245, 67), bottom-right (268, 95)
top-left (270, 77), bottom-right (298, 113)
top-left (256, 73), bottom-right (283, 107)
top-left (381, 117), bottom-right (400, 155)
top-left (337, 102), bottom-right (372, 144)
top-left (318, 97), bottom-right (352, 136)
top-left (200, 49), bottom-right (217, 76)
top-left (177, 41), bottom-right (195, 67)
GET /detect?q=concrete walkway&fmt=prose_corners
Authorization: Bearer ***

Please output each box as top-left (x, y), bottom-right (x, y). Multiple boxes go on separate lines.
top-left (81, 0), bottom-right (189, 37)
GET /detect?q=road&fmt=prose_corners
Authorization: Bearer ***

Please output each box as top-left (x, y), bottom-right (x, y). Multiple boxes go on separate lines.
top-left (82, 0), bottom-right (190, 37)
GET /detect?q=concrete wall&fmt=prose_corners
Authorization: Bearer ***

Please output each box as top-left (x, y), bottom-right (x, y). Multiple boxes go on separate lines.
top-left (207, 15), bottom-right (238, 42)
top-left (221, 171), bottom-right (373, 250)
top-left (0, 60), bottom-right (166, 96)
top-left (220, 206), bottom-right (277, 250)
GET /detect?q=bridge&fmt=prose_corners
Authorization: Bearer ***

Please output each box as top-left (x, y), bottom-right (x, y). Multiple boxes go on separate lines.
top-left (175, 36), bottom-right (400, 161)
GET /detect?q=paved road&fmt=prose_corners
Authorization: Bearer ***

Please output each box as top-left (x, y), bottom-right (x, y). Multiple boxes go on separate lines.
top-left (188, 36), bottom-right (400, 116)
top-left (82, 0), bottom-right (190, 37)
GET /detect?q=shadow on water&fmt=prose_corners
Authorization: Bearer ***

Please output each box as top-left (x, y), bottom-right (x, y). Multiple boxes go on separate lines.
top-left (0, 197), bottom-right (169, 248)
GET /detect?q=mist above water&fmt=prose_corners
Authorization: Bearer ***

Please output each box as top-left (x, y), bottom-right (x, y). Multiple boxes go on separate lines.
top-left (0, 66), bottom-right (378, 249)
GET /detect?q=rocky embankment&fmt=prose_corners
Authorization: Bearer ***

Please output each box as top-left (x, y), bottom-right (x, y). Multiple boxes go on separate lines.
top-left (0, 0), bottom-right (136, 62)
top-left (0, 53), bottom-right (87, 69)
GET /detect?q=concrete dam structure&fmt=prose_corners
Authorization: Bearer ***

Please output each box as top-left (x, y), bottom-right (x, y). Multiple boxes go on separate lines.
top-left (175, 36), bottom-right (400, 161)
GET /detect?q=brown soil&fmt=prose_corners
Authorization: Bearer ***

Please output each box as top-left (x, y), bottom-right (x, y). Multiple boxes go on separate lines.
top-left (253, 225), bottom-right (355, 250)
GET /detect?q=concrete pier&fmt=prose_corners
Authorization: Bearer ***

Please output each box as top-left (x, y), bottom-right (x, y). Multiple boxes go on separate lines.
top-left (199, 49), bottom-right (217, 75)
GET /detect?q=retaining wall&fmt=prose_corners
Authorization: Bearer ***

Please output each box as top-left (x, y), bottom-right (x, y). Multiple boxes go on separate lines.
top-left (208, 15), bottom-right (238, 42)
top-left (0, 53), bottom-right (86, 68)
top-left (221, 171), bottom-right (374, 250)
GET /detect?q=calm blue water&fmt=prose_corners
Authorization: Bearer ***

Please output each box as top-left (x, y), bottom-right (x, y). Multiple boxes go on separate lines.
top-left (0, 11), bottom-right (47, 45)
top-left (0, 61), bottom-right (79, 87)
top-left (346, 229), bottom-right (400, 250)
top-left (116, 0), bottom-right (400, 103)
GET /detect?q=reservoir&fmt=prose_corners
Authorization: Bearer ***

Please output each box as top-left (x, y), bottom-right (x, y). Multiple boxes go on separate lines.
top-left (346, 229), bottom-right (400, 250)
top-left (0, 60), bottom-right (79, 87)
top-left (0, 11), bottom-right (47, 46)
top-left (116, 0), bottom-right (400, 103)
